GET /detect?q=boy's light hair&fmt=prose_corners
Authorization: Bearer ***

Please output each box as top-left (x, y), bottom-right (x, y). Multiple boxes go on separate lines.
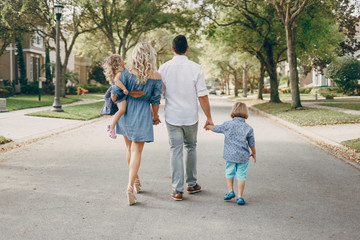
top-left (103, 54), bottom-right (125, 84)
top-left (230, 102), bottom-right (248, 119)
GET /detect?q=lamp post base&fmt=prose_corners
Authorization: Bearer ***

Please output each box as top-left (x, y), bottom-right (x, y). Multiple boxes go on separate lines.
top-left (52, 98), bottom-right (63, 112)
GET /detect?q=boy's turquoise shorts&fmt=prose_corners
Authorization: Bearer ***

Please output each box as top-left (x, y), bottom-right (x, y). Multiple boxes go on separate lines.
top-left (225, 161), bottom-right (249, 181)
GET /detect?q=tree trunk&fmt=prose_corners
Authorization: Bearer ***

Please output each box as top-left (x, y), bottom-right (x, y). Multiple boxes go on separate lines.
top-left (286, 24), bottom-right (302, 108)
top-left (234, 71), bottom-right (239, 97)
top-left (227, 76), bottom-right (230, 95)
top-left (242, 62), bottom-right (248, 97)
top-left (257, 62), bottom-right (265, 100)
top-left (264, 43), bottom-right (281, 103)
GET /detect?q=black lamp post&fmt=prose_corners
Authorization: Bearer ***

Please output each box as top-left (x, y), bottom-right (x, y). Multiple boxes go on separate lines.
top-left (52, 3), bottom-right (64, 112)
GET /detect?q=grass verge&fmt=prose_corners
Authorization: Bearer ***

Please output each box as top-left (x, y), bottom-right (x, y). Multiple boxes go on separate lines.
top-left (253, 102), bottom-right (360, 126)
top-left (4, 94), bottom-right (104, 111)
top-left (0, 136), bottom-right (12, 145)
top-left (27, 101), bottom-right (104, 121)
top-left (302, 97), bottom-right (360, 103)
top-left (319, 103), bottom-right (360, 111)
top-left (341, 138), bottom-right (360, 151)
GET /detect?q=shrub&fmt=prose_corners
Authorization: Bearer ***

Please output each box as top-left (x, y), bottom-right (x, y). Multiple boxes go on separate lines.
top-left (325, 56), bottom-right (360, 95)
top-left (21, 82), bottom-right (39, 94)
top-left (88, 62), bottom-right (106, 85)
top-left (299, 87), bottom-right (312, 94)
top-left (0, 88), bottom-right (10, 98)
top-left (77, 84), bottom-right (108, 93)
top-left (43, 82), bottom-right (55, 94)
top-left (263, 88), bottom-right (270, 93)
top-left (0, 86), bottom-right (15, 96)
top-left (66, 86), bottom-right (77, 95)
top-left (279, 87), bottom-right (291, 93)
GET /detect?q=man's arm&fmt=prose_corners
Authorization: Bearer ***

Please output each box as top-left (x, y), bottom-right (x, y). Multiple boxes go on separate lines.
top-left (198, 95), bottom-right (213, 128)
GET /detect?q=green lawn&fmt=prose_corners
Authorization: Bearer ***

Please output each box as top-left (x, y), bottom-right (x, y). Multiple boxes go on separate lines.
top-left (302, 98), bottom-right (360, 103)
top-left (253, 102), bottom-right (360, 126)
top-left (341, 138), bottom-right (360, 151)
top-left (4, 94), bottom-right (104, 111)
top-left (319, 103), bottom-right (360, 111)
top-left (27, 101), bottom-right (104, 121)
top-left (0, 136), bottom-right (12, 145)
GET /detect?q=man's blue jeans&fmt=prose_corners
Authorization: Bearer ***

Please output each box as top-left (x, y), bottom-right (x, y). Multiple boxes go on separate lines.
top-left (166, 122), bottom-right (198, 193)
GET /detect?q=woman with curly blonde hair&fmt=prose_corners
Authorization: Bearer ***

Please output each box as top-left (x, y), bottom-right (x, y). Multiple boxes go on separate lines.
top-left (101, 54), bottom-right (129, 139)
top-left (113, 42), bottom-right (162, 205)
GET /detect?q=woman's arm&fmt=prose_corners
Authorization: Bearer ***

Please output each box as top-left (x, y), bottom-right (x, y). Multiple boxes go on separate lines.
top-left (152, 104), bottom-right (161, 125)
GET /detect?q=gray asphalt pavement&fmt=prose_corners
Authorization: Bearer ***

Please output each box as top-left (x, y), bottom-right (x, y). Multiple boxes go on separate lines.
top-left (0, 97), bottom-right (359, 240)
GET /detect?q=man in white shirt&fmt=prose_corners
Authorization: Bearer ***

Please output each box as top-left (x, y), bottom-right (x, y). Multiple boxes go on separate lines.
top-left (159, 35), bottom-right (213, 201)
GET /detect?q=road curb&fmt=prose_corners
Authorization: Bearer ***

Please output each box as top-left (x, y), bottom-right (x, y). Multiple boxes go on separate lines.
top-left (248, 106), bottom-right (360, 170)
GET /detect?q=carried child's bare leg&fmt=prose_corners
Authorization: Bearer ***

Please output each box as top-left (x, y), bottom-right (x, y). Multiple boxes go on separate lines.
top-left (110, 100), bottom-right (126, 129)
top-left (108, 99), bottom-right (126, 139)
top-left (237, 180), bottom-right (245, 198)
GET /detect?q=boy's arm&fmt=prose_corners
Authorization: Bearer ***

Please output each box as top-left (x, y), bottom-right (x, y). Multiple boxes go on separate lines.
top-left (114, 73), bottom-right (129, 95)
top-left (250, 146), bottom-right (256, 163)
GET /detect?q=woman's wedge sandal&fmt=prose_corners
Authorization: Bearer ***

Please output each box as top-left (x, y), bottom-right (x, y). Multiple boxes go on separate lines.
top-left (134, 178), bottom-right (141, 194)
top-left (127, 185), bottom-right (136, 206)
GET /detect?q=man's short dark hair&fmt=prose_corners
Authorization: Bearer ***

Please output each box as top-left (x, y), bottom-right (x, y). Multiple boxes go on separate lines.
top-left (172, 35), bottom-right (188, 54)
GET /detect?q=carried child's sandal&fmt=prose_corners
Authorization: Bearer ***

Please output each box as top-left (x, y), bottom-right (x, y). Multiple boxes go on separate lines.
top-left (134, 178), bottom-right (141, 194)
top-left (127, 185), bottom-right (136, 206)
top-left (108, 125), bottom-right (117, 139)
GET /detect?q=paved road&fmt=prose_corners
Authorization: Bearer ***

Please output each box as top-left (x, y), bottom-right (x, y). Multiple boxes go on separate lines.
top-left (0, 97), bottom-right (359, 240)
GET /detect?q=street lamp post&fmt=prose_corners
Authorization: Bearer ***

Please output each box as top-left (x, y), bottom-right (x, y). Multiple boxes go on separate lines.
top-left (52, 3), bottom-right (64, 112)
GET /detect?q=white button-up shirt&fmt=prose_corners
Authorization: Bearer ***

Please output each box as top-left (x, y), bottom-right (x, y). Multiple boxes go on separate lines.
top-left (159, 55), bottom-right (208, 126)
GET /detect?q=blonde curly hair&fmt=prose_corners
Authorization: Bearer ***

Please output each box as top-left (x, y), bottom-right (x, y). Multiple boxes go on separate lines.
top-left (103, 54), bottom-right (125, 84)
top-left (130, 42), bottom-right (157, 85)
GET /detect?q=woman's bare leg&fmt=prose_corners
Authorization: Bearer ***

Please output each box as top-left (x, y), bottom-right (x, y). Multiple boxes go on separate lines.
top-left (123, 136), bottom-right (139, 180)
top-left (128, 142), bottom-right (145, 191)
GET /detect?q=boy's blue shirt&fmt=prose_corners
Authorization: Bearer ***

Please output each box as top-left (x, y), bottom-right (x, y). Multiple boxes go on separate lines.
top-left (213, 117), bottom-right (255, 164)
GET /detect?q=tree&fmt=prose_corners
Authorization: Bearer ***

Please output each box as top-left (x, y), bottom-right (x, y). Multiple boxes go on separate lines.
top-left (325, 56), bottom-right (360, 95)
top-left (202, 0), bottom-right (288, 102)
top-left (26, 0), bottom-right (97, 96)
top-left (82, 0), bottom-right (179, 59)
top-left (270, 0), bottom-right (313, 109)
top-left (0, 0), bottom-right (31, 56)
top-left (15, 38), bottom-right (27, 86)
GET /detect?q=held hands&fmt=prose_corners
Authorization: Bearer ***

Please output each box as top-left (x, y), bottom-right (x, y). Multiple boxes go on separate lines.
top-left (153, 115), bottom-right (161, 125)
top-left (205, 125), bottom-right (214, 131)
top-left (203, 118), bottom-right (214, 129)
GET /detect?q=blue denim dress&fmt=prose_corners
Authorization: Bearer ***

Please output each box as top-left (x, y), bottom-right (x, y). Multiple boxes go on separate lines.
top-left (115, 69), bottom-right (162, 142)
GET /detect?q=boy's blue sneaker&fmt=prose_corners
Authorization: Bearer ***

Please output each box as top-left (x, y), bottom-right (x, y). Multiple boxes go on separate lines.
top-left (224, 191), bottom-right (235, 200)
top-left (237, 197), bottom-right (246, 205)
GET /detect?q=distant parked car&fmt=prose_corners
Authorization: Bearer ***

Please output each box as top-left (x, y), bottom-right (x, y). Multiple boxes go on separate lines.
top-left (209, 89), bottom-right (217, 95)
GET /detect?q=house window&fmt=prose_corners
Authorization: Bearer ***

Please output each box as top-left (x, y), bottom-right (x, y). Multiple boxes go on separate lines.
top-left (32, 33), bottom-right (43, 48)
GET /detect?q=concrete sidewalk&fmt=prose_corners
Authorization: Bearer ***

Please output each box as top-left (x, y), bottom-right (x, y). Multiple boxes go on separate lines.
top-left (0, 99), bottom-right (104, 151)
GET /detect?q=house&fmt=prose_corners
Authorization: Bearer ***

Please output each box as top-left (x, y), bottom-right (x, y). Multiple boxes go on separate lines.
top-left (307, 22), bottom-right (360, 87)
top-left (0, 32), bottom-right (91, 91)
